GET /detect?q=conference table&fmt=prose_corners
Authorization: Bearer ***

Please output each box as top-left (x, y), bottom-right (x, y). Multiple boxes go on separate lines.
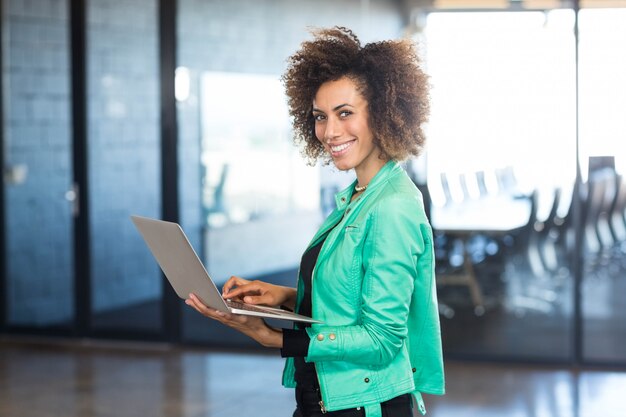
top-left (429, 194), bottom-right (533, 315)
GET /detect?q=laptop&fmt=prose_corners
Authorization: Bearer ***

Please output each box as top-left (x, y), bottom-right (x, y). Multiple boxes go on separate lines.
top-left (131, 215), bottom-right (320, 323)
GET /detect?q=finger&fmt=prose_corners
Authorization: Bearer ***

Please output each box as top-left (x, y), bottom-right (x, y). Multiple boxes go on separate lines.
top-left (222, 276), bottom-right (249, 296)
top-left (185, 296), bottom-right (214, 317)
top-left (242, 294), bottom-right (274, 306)
top-left (185, 297), bottom-right (214, 318)
top-left (187, 294), bottom-right (229, 320)
top-left (223, 282), bottom-right (263, 300)
top-left (186, 295), bottom-right (267, 337)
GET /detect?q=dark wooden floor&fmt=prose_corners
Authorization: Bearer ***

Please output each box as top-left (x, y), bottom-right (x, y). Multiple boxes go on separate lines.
top-left (0, 337), bottom-right (624, 417)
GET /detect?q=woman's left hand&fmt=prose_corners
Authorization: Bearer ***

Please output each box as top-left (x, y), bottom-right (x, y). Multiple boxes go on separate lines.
top-left (185, 293), bottom-right (283, 348)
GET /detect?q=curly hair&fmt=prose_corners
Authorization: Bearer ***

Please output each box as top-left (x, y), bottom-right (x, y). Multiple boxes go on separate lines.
top-left (282, 26), bottom-right (430, 165)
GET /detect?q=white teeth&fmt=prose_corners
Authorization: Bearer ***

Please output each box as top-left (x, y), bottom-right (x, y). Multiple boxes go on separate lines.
top-left (331, 142), bottom-right (351, 152)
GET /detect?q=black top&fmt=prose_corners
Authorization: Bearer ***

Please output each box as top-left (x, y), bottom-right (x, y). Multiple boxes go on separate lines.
top-left (280, 232), bottom-right (329, 387)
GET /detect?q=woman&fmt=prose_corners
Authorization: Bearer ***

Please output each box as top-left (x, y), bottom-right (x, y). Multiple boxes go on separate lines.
top-left (186, 27), bottom-right (445, 417)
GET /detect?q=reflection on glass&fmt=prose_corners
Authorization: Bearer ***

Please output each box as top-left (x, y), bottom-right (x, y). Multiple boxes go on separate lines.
top-left (175, 66), bottom-right (191, 102)
top-left (424, 10), bottom-right (576, 359)
top-left (578, 8), bottom-right (626, 363)
top-left (200, 72), bottom-right (321, 283)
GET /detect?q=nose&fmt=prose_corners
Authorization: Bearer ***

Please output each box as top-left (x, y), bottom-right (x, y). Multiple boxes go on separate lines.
top-left (323, 116), bottom-right (341, 143)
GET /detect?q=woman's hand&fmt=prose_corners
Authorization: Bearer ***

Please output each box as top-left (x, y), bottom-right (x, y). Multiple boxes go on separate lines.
top-left (185, 293), bottom-right (283, 348)
top-left (222, 276), bottom-right (297, 311)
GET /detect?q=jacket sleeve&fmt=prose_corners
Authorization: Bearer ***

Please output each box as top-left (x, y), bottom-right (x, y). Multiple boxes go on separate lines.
top-left (304, 196), bottom-right (428, 366)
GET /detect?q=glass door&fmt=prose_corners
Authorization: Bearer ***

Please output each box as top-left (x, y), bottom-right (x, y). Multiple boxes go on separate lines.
top-left (86, 0), bottom-right (163, 335)
top-left (2, 0), bottom-right (75, 330)
top-left (424, 9), bottom-right (577, 360)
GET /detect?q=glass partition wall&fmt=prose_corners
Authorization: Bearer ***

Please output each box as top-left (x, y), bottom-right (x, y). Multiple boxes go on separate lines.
top-left (2, 0), bottom-right (75, 330)
top-left (424, 9), bottom-right (577, 360)
top-left (578, 7), bottom-right (626, 364)
top-left (86, 0), bottom-right (163, 334)
top-left (422, 3), bottom-right (626, 364)
top-left (2, 0), bottom-right (626, 366)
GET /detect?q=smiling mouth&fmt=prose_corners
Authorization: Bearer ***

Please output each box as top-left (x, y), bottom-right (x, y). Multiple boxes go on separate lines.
top-left (329, 140), bottom-right (355, 156)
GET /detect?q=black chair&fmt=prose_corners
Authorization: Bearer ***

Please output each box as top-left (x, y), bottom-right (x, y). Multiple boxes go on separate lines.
top-left (608, 174), bottom-right (626, 243)
top-left (594, 170), bottom-right (619, 251)
top-left (495, 165), bottom-right (518, 195)
top-left (583, 173), bottom-right (609, 255)
top-left (475, 170), bottom-right (489, 198)
top-left (526, 187), bottom-right (561, 277)
top-left (536, 187), bottom-right (562, 273)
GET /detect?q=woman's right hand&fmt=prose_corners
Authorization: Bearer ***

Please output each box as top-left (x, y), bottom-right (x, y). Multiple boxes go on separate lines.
top-left (222, 276), bottom-right (297, 310)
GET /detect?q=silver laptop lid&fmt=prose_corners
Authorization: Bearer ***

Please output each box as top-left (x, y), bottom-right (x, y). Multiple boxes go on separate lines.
top-left (131, 215), bottom-right (321, 324)
top-left (131, 215), bottom-right (230, 313)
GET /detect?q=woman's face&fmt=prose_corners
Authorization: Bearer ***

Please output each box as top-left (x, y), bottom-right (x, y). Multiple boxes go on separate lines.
top-left (313, 77), bottom-right (383, 176)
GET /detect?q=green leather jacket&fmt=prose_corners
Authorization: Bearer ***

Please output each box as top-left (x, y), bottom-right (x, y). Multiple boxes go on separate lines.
top-left (282, 161), bottom-right (445, 417)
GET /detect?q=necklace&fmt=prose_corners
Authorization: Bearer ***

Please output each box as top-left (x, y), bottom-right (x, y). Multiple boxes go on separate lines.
top-left (354, 183), bottom-right (368, 193)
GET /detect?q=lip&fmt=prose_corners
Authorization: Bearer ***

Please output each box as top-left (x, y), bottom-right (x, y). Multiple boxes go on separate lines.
top-left (328, 139), bottom-right (356, 157)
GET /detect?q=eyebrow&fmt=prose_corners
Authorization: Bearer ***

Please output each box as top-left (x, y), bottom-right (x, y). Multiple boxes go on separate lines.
top-left (312, 103), bottom-right (354, 113)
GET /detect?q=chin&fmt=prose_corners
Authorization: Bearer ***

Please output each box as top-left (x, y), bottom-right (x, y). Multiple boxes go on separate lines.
top-left (331, 159), bottom-right (355, 172)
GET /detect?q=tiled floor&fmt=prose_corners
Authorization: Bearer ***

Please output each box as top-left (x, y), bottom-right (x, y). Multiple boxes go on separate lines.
top-left (1, 337), bottom-right (625, 417)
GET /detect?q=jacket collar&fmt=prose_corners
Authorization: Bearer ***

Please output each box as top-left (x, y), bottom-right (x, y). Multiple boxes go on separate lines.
top-left (334, 160), bottom-right (402, 211)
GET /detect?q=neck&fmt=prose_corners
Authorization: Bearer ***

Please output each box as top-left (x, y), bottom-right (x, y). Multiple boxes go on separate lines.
top-left (355, 157), bottom-right (388, 190)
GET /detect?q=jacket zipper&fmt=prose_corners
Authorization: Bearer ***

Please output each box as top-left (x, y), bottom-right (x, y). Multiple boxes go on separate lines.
top-left (314, 356), bottom-right (327, 413)
top-left (319, 399), bottom-right (327, 414)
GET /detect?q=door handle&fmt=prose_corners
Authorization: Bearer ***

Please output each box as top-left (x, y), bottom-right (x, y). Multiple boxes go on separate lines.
top-left (65, 183), bottom-right (80, 217)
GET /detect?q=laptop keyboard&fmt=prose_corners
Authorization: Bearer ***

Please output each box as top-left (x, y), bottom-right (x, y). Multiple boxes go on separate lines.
top-left (226, 299), bottom-right (274, 313)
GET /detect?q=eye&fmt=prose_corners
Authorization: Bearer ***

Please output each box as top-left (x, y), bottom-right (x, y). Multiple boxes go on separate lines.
top-left (339, 110), bottom-right (352, 118)
top-left (313, 113), bottom-right (326, 122)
